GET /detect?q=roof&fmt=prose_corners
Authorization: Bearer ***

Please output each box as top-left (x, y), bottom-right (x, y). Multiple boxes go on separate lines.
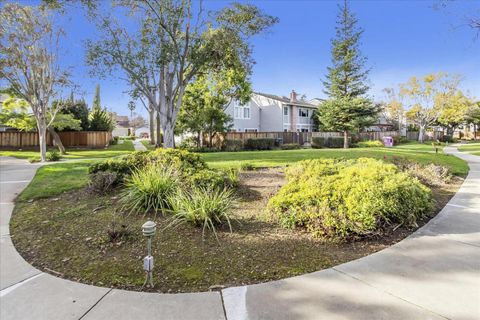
top-left (254, 92), bottom-right (318, 108)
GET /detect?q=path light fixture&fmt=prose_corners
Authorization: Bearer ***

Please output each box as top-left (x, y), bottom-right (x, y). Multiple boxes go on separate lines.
top-left (142, 220), bottom-right (156, 288)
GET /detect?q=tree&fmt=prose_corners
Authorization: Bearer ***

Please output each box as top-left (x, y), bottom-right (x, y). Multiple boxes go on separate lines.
top-left (382, 88), bottom-right (405, 132)
top-left (88, 107), bottom-right (114, 132)
top-left (86, 1), bottom-right (277, 148)
top-left (323, 0), bottom-right (369, 99)
top-left (318, 0), bottom-right (375, 148)
top-left (401, 73), bottom-right (462, 143)
top-left (60, 94), bottom-right (90, 130)
top-left (0, 4), bottom-right (71, 161)
top-left (317, 97), bottom-right (379, 148)
top-left (466, 102), bottom-right (480, 140)
top-left (437, 91), bottom-right (472, 135)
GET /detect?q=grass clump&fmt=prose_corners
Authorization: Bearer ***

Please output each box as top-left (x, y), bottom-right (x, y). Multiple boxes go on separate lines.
top-left (169, 187), bottom-right (235, 239)
top-left (280, 143), bottom-right (301, 150)
top-left (120, 164), bottom-right (179, 215)
top-left (268, 158), bottom-right (433, 240)
top-left (356, 140), bottom-right (384, 148)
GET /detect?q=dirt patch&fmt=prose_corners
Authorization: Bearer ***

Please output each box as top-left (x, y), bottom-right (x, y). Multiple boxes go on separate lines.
top-left (10, 168), bottom-right (462, 293)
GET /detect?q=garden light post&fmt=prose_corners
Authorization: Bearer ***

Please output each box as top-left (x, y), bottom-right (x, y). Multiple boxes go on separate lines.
top-left (142, 220), bottom-right (156, 288)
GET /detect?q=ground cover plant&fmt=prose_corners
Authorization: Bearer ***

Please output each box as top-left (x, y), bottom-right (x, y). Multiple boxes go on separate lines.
top-left (268, 158), bottom-right (433, 239)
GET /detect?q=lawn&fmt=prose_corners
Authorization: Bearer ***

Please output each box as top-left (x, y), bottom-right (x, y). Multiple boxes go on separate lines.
top-left (0, 140), bottom-right (135, 160)
top-left (458, 142), bottom-right (480, 156)
top-left (140, 140), bottom-right (156, 150)
top-left (202, 142), bottom-right (468, 177)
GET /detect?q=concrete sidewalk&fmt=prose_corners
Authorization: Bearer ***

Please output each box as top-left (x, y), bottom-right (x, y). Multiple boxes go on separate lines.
top-left (0, 147), bottom-right (479, 320)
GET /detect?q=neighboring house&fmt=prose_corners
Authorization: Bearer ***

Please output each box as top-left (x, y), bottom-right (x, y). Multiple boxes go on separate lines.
top-left (112, 113), bottom-right (130, 137)
top-left (225, 90), bottom-right (318, 132)
top-left (135, 125), bottom-right (150, 138)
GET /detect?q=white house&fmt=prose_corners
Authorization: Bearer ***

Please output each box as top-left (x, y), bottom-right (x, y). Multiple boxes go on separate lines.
top-left (225, 90), bottom-right (318, 132)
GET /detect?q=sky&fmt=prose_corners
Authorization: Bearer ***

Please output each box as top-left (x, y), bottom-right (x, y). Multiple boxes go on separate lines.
top-left (9, 0), bottom-right (480, 118)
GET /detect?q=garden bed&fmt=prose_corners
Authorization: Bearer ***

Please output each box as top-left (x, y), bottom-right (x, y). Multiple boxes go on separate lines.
top-left (10, 167), bottom-right (462, 293)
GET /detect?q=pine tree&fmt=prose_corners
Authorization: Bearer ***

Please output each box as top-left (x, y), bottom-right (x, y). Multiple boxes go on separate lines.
top-left (323, 0), bottom-right (369, 99)
top-left (92, 84), bottom-right (101, 111)
top-left (318, 0), bottom-right (378, 148)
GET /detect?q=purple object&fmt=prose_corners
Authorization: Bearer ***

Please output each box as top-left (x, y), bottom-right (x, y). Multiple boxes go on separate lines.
top-left (383, 136), bottom-right (394, 147)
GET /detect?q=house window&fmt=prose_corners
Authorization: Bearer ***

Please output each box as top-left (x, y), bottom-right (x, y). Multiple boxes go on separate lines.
top-left (245, 128), bottom-right (257, 132)
top-left (234, 104), bottom-right (251, 119)
top-left (283, 106), bottom-right (289, 115)
top-left (298, 108), bottom-right (309, 118)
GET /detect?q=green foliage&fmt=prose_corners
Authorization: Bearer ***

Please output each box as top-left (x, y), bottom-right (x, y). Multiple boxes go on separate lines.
top-left (280, 143), bottom-right (301, 150)
top-left (356, 140), bottom-right (384, 148)
top-left (169, 187), bottom-right (235, 239)
top-left (188, 169), bottom-right (229, 190)
top-left (110, 136), bottom-right (119, 145)
top-left (92, 84), bottom-right (101, 111)
top-left (312, 136), bottom-right (350, 148)
top-left (244, 138), bottom-right (276, 150)
top-left (59, 96), bottom-right (90, 130)
top-left (323, 1), bottom-right (369, 99)
top-left (88, 107), bottom-right (114, 131)
top-left (46, 150), bottom-right (61, 161)
top-left (268, 158), bottom-right (433, 239)
top-left (223, 139), bottom-right (243, 151)
top-left (120, 164), bottom-right (179, 215)
top-left (240, 162), bottom-right (255, 171)
top-left (28, 156), bottom-right (41, 163)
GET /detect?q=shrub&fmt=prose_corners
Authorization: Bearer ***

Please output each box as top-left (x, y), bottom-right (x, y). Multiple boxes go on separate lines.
top-left (224, 139), bottom-right (243, 152)
top-left (110, 136), bottom-right (119, 145)
top-left (46, 151), bottom-right (61, 161)
top-left (244, 138), bottom-right (276, 150)
top-left (392, 158), bottom-right (452, 186)
top-left (393, 136), bottom-right (409, 145)
top-left (440, 135), bottom-right (454, 143)
top-left (268, 158), bottom-right (433, 239)
top-left (281, 143), bottom-right (301, 150)
top-left (188, 169), bottom-right (228, 190)
top-left (312, 136), bottom-right (350, 148)
top-left (178, 136), bottom-right (199, 149)
top-left (357, 140), bottom-right (384, 148)
top-left (120, 164), bottom-right (179, 215)
top-left (168, 187), bottom-right (235, 239)
top-left (88, 172), bottom-right (119, 194)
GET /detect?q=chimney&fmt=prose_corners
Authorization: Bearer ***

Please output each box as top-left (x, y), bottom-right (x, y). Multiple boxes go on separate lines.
top-left (290, 90), bottom-right (297, 103)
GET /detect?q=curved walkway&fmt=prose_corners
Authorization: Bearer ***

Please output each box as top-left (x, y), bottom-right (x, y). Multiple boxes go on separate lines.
top-left (1, 146), bottom-right (479, 320)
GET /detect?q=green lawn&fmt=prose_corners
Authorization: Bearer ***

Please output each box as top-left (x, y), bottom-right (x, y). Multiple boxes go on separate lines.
top-left (140, 140), bottom-right (156, 150)
top-left (458, 142), bottom-right (480, 156)
top-left (15, 142), bottom-right (468, 202)
top-left (202, 142), bottom-right (468, 177)
top-left (0, 140), bottom-right (134, 160)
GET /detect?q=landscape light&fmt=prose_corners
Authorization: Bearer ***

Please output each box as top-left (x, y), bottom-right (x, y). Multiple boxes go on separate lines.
top-left (141, 220), bottom-right (156, 288)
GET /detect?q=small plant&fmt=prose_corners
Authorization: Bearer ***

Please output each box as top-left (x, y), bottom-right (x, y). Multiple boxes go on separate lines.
top-left (281, 143), bottom-right (301, 150)
top-left (107, 219), bottom-right (131, 242)
top-left (120, 164), bottom-right (179, 215)
top-left (28, 156), bottom-right (41, 163)
top-left (168, 187), bottom-right (235, 240)
top-left (223, 168), bottom-right (240, 188)
top-left (356, 140), bottom-right (384, 148)
top-left (88, 172), bottom-right (119, 194)
top-left (46, 150), bottom-right (61, 161)
top-left (240, 162), bottom-right (255, 171)
top-left (110, 136), bottom-right (119, 145)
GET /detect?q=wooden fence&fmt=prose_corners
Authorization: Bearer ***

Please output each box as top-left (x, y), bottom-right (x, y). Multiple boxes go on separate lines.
top-left (406, 131), bottom-right (444, 141)
top-left (0, 131), bottom-right (112, 148)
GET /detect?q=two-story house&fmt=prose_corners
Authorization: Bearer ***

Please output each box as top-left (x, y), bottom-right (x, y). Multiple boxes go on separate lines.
top-left (225, 90), bottom-right (318, 132)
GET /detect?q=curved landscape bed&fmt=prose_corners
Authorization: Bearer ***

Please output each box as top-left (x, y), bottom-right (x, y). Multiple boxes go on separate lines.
top-left (10, 161), bottom-right (462, 293)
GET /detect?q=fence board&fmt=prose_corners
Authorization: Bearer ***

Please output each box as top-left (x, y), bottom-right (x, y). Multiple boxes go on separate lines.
top-left (0, 131), bottom-right (112, 148)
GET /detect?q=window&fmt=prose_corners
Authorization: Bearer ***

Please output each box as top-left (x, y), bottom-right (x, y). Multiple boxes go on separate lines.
top-left (283, 106), bottom-right (289, 115)
top-left (245, 128), bottom-right (257, 132)
top-left (298, 108), bottom-right (309, 118)
top-left (234, 104), bottom-right (251, 119)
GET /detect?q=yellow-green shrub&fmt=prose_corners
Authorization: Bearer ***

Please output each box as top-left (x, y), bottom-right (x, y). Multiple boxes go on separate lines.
top-left (268, 158), bottom-right (433, 239)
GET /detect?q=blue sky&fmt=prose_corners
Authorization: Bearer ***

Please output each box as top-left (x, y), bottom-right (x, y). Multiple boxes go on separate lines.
top-left (13, 0), bottom-right (480, 117)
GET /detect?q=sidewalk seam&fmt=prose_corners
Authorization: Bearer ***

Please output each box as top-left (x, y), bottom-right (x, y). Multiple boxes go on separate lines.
top-left (219, 290), bottom-right (229, 320)
top-left (77, 288), bottom-right (113, 320)
top-left (332, 268), bottom-right (450, 320)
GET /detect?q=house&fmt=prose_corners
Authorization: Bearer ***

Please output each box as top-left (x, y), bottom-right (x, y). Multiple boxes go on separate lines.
top-left (111, 113), bottom-right (130, 137)
top-left (225, 90), bottom-right (318, 132)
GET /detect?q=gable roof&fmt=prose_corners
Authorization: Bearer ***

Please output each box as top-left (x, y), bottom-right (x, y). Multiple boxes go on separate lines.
top-left (254, 92), bottom-right (317, 108)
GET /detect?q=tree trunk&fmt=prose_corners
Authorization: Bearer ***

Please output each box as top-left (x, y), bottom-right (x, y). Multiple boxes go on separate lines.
top-left (343, 130), bottom-right (349, 149)
top-left (149, 109), bottom-right (155, 145)
top-left (47, 126), bottom-right (66, 154)
top-left (474, 124), bottom-right (477, 141)
top-left (155, 112), bottom-right (161, 147)
top-left (418, 126), bottom-right (425, 143)
top-left (197, 132), bottom-right (201, 148)
top-left (38, 124), bottom-right (47, 162)
top-left (162, 121), bottom-right (175, 148)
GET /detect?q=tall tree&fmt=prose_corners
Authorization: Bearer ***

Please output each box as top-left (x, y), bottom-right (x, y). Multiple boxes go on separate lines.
top-left (86, 1), bottom-right (277, 148)
top-left (437, 90), bottom-right (472, 135)
top-left (401, 73), bottom-right (461, 143)
top-left (318, 0), bottom-right (376, 148)
top-left (382, 88), bottom-right (405, 132)
top-left (0, 3), bottom-right (71, 161)
top-left (466, 102), bottom-right (480, 140)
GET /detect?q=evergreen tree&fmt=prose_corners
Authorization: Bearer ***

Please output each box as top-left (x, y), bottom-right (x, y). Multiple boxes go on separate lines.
top-left (323, 0), bottom-right (369, 98)
top-left (88, 107), bottom-right (114, 132)
top-left (92, 84), bottom-right (101, 111)
top-left (317, 0), bottom-right (378, 148)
